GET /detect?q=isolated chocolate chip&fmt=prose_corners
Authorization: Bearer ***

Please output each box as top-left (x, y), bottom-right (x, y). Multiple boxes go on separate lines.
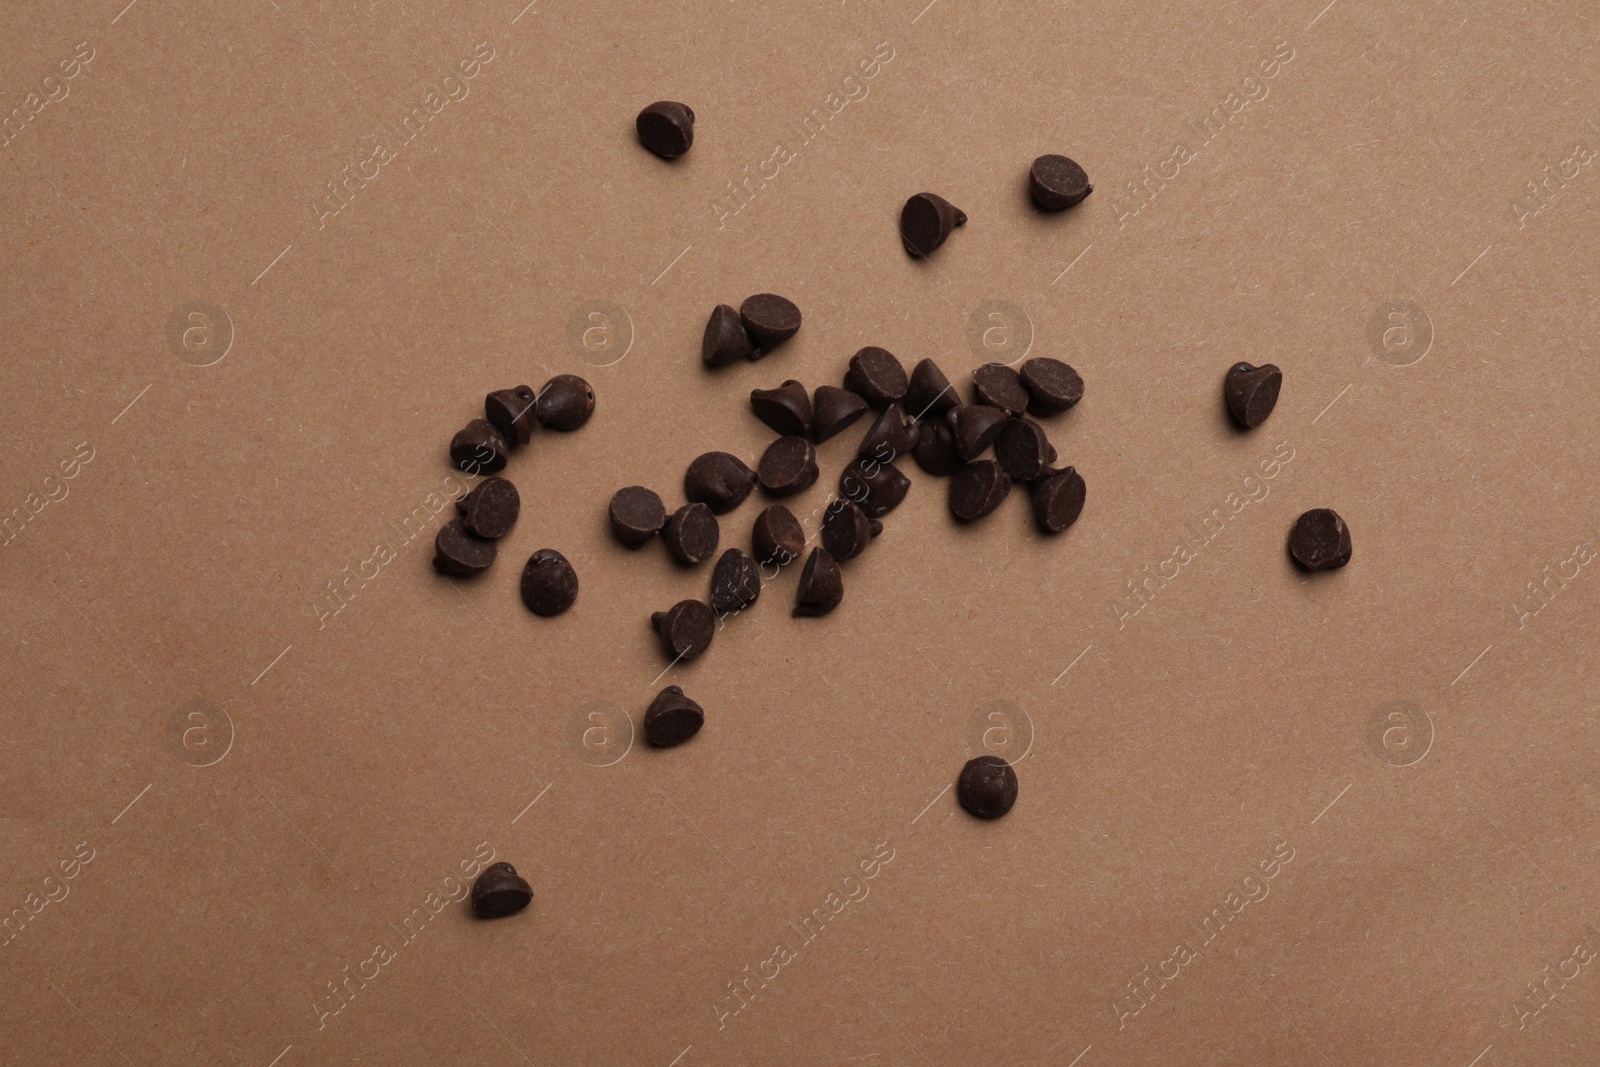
top-left (702, 305), bottom-right (755, 366)
top-left (535, 374), bottom-right (594, 431)
top-left (858, 405), bottom-right (919, 461)
top-left (433, 518), bottom-right (496, 575)
top-left (636, 101), bottom-right (694, 159)
top-left (957, 755), bottom-right (1018, 819)
top-left (451, 419), bottom-right (509, 475)
top-left (1288, 508), bottom-right (1352, 571)
top-left (484, 386), bottom-right (537, 447)
top-left (949, 460), bottom-right (1012, 521)
top-left (608, 486), bottom-right (667, 547)
top-left (663, 502), bottom-right (720, 565)
top-left (840, 458), bottom-right (910, 518)
top-left (710, 548), bottom-right (762, 614)
top-left (972, 363), bottom-right (1030, 416)
top-left (900, 192), bottom-right (966, 257)
top-left (519, 549), bottom-right (579, 616)
top-left (844, 347), bottom-right (909, 406)
top-left (1032, 467), bottom-right (1085, 533)
top-left (913, 417), bottom-right (963, 475)
top-left (758, 435), bottom-right (819, 495)
top-left (793, 548), bottom-right (844, 617)
top-left (457, 476), bottom-right (521, 538)
top-left (1224, 362), bottom-right (1282, 429)
top-left (752, 505), bottom-right (804, 568)
top-left (1020, 358), bottom-right (1084, 416)
top-left (471, 862), bottom-right (533, 918)
top-left (740, 294), bottom-right (801, 355)
top-left (904, 358), bottom-right (957, 419)
top-left (685, 452), bottom-right (757, 513)
top-left (1028, 154), bottom-right (1093, 210)
top-left (751, 380), bottom-right (812, 437)
top-left (652, 599), bottom-right (715, 661)
top-left (812, 385), bottom-right (870, 442)
top-left (948, 404), bottom-right (1008, 461)
top-left (822, 500), bottom-right (881, 563)
top-left (994, 418), bottom-right (1057, 482)
top-left (644, 686), bottom-right (704, 747)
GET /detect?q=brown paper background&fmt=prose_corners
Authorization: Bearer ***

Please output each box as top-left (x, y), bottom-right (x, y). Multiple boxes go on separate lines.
top-left (4, 0), bottom-right (1600, 1063)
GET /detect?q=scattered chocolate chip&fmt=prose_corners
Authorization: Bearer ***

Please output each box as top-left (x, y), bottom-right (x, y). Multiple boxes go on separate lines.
top-left (752, 505), bottom-right (804, 568)
top-left (484, 386), bottom-right (537, 447)
top-left (900, 192), bottom-right (966, 257)
top-left (702, 304), bottom-right (755, 366)
top-left (948, 404), bottom-right (1008, 461)
top-left (652, 599), bottom-right (715, 661)
top-left (457, 476), bottom-right (521, 538)
top-left (750, 380), bottom-right (813, 437)
top-left (644, 686), bottom-right (704, 747)
top-left (1032, 467), bottom-right (1086, 534)
top-left (972, 363), bottom-right (1030, 416)
top-left (857, 405), bottom-right (919, 461)
top-left (685, 451), bottom-right (757, 513)
top-left (1288, 508), bottom-right (1352, 571)
top-left (758, 435), bottom-right (819, 495)
top-left (636, 101), bottom-right (694, 159)
top-left (535, 374), bottom-right (594, 431)
top-left (1020, 358), bottom-right (1084, 416)
top-left (822, 500), bottom-right (881, 563)
top-left (913, 417), bottom-right (964, 475)
top-left (710, 548), bottom-right (762, 615)
top-left (663, 502), bottom-right (720, 565)
top-left (739, 294), bottom-right (801, 355)
top-left (1224, 362), bottom-right (1282, 429)
top-left (840, 458), bottom-right (911, 518)
top-left (994, 418), bottom-right (1057, 482)
top-left (471, 862), bottom-right (533, 918)
top-left (1028, 154), bottom-right (1093, 211)
top-left (450, 419), bottom-right (509, 475)
top-left (957, 755), bottom-right (1018, 819)
top-left (519, 548), bottom-right (579, 616)
top-left (844, 347), bottom-right (909, 406)
top-left (949, 460), bottom-right (1012, 521)
top-left (609, 486), bottom-right (667, 547)
top-left (812, 385), bottom-right (870, 442)
top-left (793, 548), bottom-right (844, 617)
top-left (904, 358), bottom-right (958, 419)
top-left (433, 518), bottom-right (497, 575)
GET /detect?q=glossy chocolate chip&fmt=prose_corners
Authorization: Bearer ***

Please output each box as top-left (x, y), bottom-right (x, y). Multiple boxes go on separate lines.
top-left (433, 518), bottom-right (497, 575)
top-left (651, 599), bottom-right (715, 661)
top-left (663, 502), bottom-right (720, 565)
top-left (1031, 467), bottom-right (1086, 534)
top-left (994, 418), bottom-right (1057, 482)
top-left (450, 419), bottom-right (509, 475)
top-left (758, 435), bottom-right (819, 495)
top-left (844, 347), bottom-right (909, 406)
top-left (752, 505), bottom-right (804, 568)
top-left (957, 755), bottom-right (1018, 819)
top-left (900, 192), bottom-right (966, 257)
top-left (949, 460), bottom-right (1012, 521)
top-left (1288, 508), bottom-right (1352, 571)
top-left (519, 548), bottom-right (578, 616)
top-left (903, 358), bottom-right (958, 419)
top-left (812, 385), bottom-right (870, 442)
top-left (739, 294), bottom-right (801, 356)
top-left (822, 500), bottom-right (881, 563)
top-left (972, 363), bottom-right (1030, 416)
top-left (535, 374), bottom-right (594, 431)
top-left (1028, 154), bottom-right (1093, 210)
top-left (913, 417), bottom-right (964, 475)
top-left (684, 451), bottom-right (757, 514)
top-left (1224, 362), bottom-right (1282, 429)
top-left (948, 404), bottom-right (1008, 461)
top-left (793, 548), bottom-right (844, 617)
top-left (457, 476), bottom-right (521, 538)
top-left (710, 548), bottom-right (761, 615)
top-left (1020, 358), bottom-right (1084, 416)
top-left (750, 380), bottom-right (812, 437)
top-left (702, 304), bottom-right (755, 366)
top-left (644, 686), bottom-right (704, 747)
top-left (484, 385), bottom-right (537, 447)
top-left (857, 405), bottom-right (920, 461)
top-left (608, 486), bottom-right (667, 547)
top-left (636, 101), bottom-right (694, 159)
top-left (839, 458), bottom-right (910, 518)
top-left (471, 862), bottom-right (533, 918)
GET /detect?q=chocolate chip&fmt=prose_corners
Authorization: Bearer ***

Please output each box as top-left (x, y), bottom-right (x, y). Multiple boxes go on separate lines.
top-left (519, 548), bottom-right (579, 616)
top-left (457, 476), bottom-right (521, 538)
top-left (433, 518), bottom-right (497, 575)
top-left (608, 486), bottom-right (667, 547)
top-left (840, 458), bottom-right (910, 518)
top-left (857, 405), bottom-right (919, 461)
top-left (957, 755), bottom-right (1018, 819)
top-left (948, 404), bottom-right (1008, 461)
top-left (484, 385), bottom-right (537, 447)
top-left (663, 502), bottom-right (720, 565)
top-left (1031, 467), bottom-right (1085, 533)
top-left (844, 347), bottom-right (908, 406)
top-left (994, 418), bottom-right (1057, 482)
top-left (752, 505), bottom-right (804, 568)
top-left (904, 358), bottom-right (957, 419)
top-left (812, 385), bottom-right (870, 442)
top-left (1019, 358), bottom-right (1084, 416)
top-left (758, 435), bottom-right (819, 495)
top-left (710, 548), bottom-right (761, 614)
top-left (739, 294), bottom-right (801, 355)
top-left (913, 417), bottom-right (964, 475)
top-left (972, 363), bottom-right (1030, 417)
top-left (1028, 154), bottom-right (1093, 211)
top-left (949, 459), bottom-right (1012, 521)
top-left (1224, 362), bottom-right (1282, 429)
top-left (793, 548), bottom-right (844, 617)
top-left (450, 419), bottom-right (509, 475)
top-left (900, 192), bottom-right (966, 257)
top-left (651, 599), bottom-right (715, 661)
top-left (822, 500), bottom-right (881, 563)
top-left (644, 686), bottom-right (704, 747)
top-left (751, 380), bottom-right (812, 437)
top-left (702, 304), bottom-right (755, 366)
top-left (685, 451), bottom-right (757, 513)
top-left (1288, 508), bottom-right (1351, 571)
top-left (471, 861), bottom-right (533, 918)
top-left (636, 101), bottom-right (694, 159)
top-left (535, 374), bottom-right (594, 431)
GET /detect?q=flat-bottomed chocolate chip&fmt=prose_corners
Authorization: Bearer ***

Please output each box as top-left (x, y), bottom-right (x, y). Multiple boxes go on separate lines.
top-left (652, 599), bottom-right (715, 661)
top-left (913, 417), bottom-right (963, 475)
top-left (739, 294), bottom-right (801, 355)
top-left (471, 862), bottom-right (533, 918)
top-left (949, 460), bottom-right (1012, 521)
top-left (839, 458), bottom-right (910, 518)
top-left (433, 518), bottom-right (497, 575)
top-left (994, 418), bottom-right (1057, 482)
top-left (609, 486), bottom-right (667, 547)
top-left (1288, 508), bottom-right (1351, 571)
top-left (685, 451), bottom-right (757, 513)
top-left (758, 435), bottom-right (819, 495)
top-left (636, 101), bottom-right (694, 159)
top-left (663, 502), bottom-right (720, 565)
top-left (822, 500), bottom-right (881, 562)
top-left (1224, 362), bottom-right (1282, 429)
top-left (535, 374), bottom-right (594, 431)
top-left (702, 305), bottom-right (755, 366)
top-left (957, 755), bottom-right (1018, 819)
top-left (1020, 357), bottom-right (1084, 416)
top-left (811, 385), bottom-right (870, 442)
top-left (972, 363), bottom-right (1030, 416)
top-left (750, 380), bottom-right (812, 437)
top-left (458, 476), bottom-right (521, 538)
top-left (900, 192), bottom-right (966, 257)
top-left (857, 405), bottom-right (919, 461)
top-left (451, 419), bottom-right (509, 475)
top-left (904, 358), bottom-right (957, 419)
top-left (1028, 154), bottom-right (1093, 210)
top-left (844, 347), bottom-right (908, 406)
top-left (1031, 467), bottom-right (1085, 533)
top-left (793, 548), bottom-right (844, 617)
top-left (752, 505), bottom-right (804, 568)
top-left (710, 548), bottom-right (762, 614)
top-left (948, 404), bottom-right (1008, 461)
top-left (484, 385), bottom-right (537, 446)
top-left (644, 686), bottom-right (704, 747)
top-left (520, 549), bottom-right (579, 616)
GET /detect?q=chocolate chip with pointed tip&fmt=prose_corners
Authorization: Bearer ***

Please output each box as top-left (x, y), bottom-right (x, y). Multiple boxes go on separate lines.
top-left (750, 380), bottom-right (812, 436)
top-left (471, 861), bottom-right (533, 917)
top-left (972, 363), bottom-right (1030, 416)
top-left (1031, 467), bottom-right (1086, 534)
top-left (644, 686), bottom-right (704, 747)
top-left (710, 548), bottom-right (762, 614)
top-left (1288, 508), bottom-right (1351, 571)
top-left (1028, 154), bottom-right (1093, 211)
top-left (793, 548), bottom-right (844, 617)
top-left (857, 405), bottom-right (919, 461)
top-left (844, 347), bottom-right (908, 406)
top-left (913, 417), bottom-right (963, 475)
top-left (651, 599), bottom-right (715, 661)
top-left (684, 451), bottom-right (757, 513)
top-left (822, 499), bottom-right (881, 563)
top-left (752, 505), bottom-right (804, 568)
top-left (1019, 357), bottom-right (1084, 416)
top-left (994, 418), bottom-right (1056, 482)
top-left (636, 101), bottom-right (694, 159)
top-left (535, 374), bottom-right (594, 431)
top-left (903, 358), bottom-right (958, 419)
top-left (839, 458), bottom-right (910, 518)
top-left (450, 419), bottom-right (509, 475)
top-left (949, 459), bottom-right (1012, 521)
top-left (957, 755), bottom-right (1018, 819)
top-left (1224, 362), bottom-right (1282, 429)
top-left (947, 404), bottom-right (1008, 461)
top-left (484, 385), bottom-right (537, 446)
top-left (458, 476), bottom-right (521, 538)
top-left (811, 385), bottom-right (870, 442)
top-left (433, 518), bottom-right (497, 575)
top-left (609, 486), bottom-right (667, 547)
top-left (519, 548), bottom-right (579, 616)
top-left (900, 192), bottom-right (966, 257)
top-left (702, 304), bottom-right (755, 366)
top-left (663, 502), bottom-right (720, 565)
top-left (758, 435), bottom-right (819, 496)
top-left (739, 294), bottom-right (801, 356)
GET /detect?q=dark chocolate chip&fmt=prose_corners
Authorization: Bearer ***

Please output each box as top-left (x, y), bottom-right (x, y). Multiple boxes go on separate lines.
top-left (644, 686), bottom-right (704, 747)
top-left (793, 548), bottom-right (844, 617)
top-left (1019, 357), bottom-right (1084, 416)
top-left (904, 358), bottom-right (958, 419)
top-left (857, 405), bottom-right (920, 461)
top-left (1028, 154), bottom-right (1093, 211)
top-left (471, 861), bottom-right (533, 918)
top-left (949, 460), bottom-right (1012, 521)
top-left (972, 363), bottom-right (1030, 417)
top-left (839, 458), bottom-right (910, 518)
top-left (957, 755), bottom-right (1018, 819)
top-left (750, 380), bottom-right (812, 437)
top-left (685, 451), bottom-right (757, 514)
top-left (900, 192), bottom-right (966, 257)
top-left (535, 374), bottom-right (594, 431)
top-left (913, 417), bottom-right (964, 475)
top-left (636, 101), bottom-right (694, 159)
top-left (752, 505), bottom-right (804, 568)
top-left (1288, 508), bottom-right (1351, 571)
top-left (458, 476), bottom-right (521, 538)
top-left (702, 304), bottom-right (755, 366)
top-left (844, 347), bottom-right (909, 406)
top-left (484, 385), bottom-right (537, 447)
top-left (433, 518), bottom-right (497, 575)
top-left (1224, 362), bottom-right (1282, 429)
top-left (663, 502), bottom-right (720, 565)
top-left (1031, 467), bottom-right (1085, 534)
top-left (651, 599), bottom-right (715, 661)
top-left (947, 404), bottom-right (1008, 461)
top-left (519, 548), bottom-right (579, 616)
top-left (757, 435), bottom-right (819, 496)
top-left (994, 418), bottom-right (1057, 482)
top-left (710, 548), bottom-right (762, 615)
top-left (739, 294), bottom-right (801, 356)
top-left (822, 500), bottom-right (881, 563)
top-left (450, 419), bottom-right (509, 475)
top-left (608, 486), bottom-right (667, 547)
top-left (811, 385), bottom-right (870, 442)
